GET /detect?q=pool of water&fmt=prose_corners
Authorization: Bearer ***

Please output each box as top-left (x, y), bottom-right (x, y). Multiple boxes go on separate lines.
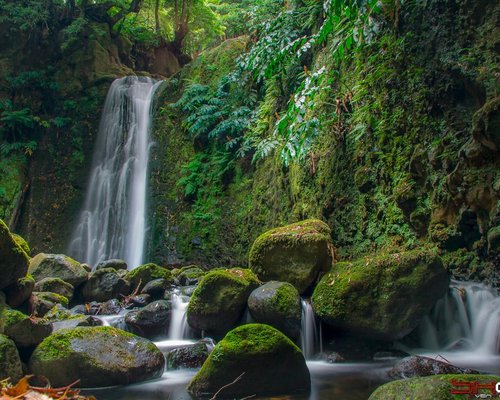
top-left (87, 360), bottom-right (394, 400)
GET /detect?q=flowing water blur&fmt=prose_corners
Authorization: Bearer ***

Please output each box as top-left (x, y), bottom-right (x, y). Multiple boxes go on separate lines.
top-left (68, 77), bottom-right (162, 269)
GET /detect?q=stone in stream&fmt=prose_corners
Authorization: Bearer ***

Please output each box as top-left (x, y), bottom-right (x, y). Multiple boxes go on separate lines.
top-left (34, 277), bottom-right (74, 300)
top-left (388, 355), bottom-right (479, 379)
top-left (249, 219), bottom-right (334, 294)
top-left (186, 268), bottom-right (259, 336)
top-left (0, 219), bottom-right (30, 290)
top-left (124, 263), bottom-right (173, 291)
top-left (29, 326), bottom-right (165, 387)
top-left (247, 281), bottom-right (302, 340)
top-left (4, 274), bottom-right (35, 308)
top-left (0, 334), bottom-right (23, 382)
top-left (29, 253), bottom-right (88, 287)
top-left (188, 324), bottom-right (310, 398)
top-left (125, 300), bottom-right (171, 338)
top-left (166, 340), bottom-right (211, 370)
top-left (141, 278), bottom-right (169, 299)
top-left (95, 259), bottom-right (128, 271)
top-left (312, 250), bottom-right (449, 340)
top-left (80, 267), bottom-right (130, 302)
top-left (368, 374), bottom-right (500, 400)
top-left (3, 308), bottom-right (52, 347)
top-left (175, 265), bottom-right (205, 286)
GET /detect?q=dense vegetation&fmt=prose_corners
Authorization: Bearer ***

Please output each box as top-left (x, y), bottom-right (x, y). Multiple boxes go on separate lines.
top-left (0, 0), bottom-right (498, 286)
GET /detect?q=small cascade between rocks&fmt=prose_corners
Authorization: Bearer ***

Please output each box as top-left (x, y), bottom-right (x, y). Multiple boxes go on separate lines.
top-left (408, 280), bottom-right (500, 373)
top-left (168, 291), bottom-right (191, 340)
top-left (300, 298), bottom-right (322, 360)
top-left (68, 76), bottom-right (162, 270)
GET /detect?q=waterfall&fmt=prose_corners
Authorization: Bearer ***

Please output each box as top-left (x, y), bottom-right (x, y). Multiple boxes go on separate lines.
top-left (301, 298), bottom-right (321, 359)
top-left (68, 77), bottom-right (162, 269)
top-left (408, 280), bottom-right (500, 373)
top-left (168, 291), bottom-right (191, 340)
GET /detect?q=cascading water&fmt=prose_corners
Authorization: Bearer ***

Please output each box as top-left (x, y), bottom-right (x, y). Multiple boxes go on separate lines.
top-left (68, 76), bottom-right (162, 269)
top-left (407, 280), bottom-right (500, 373)
top-left (301, 298), bottom-right (322, 359)
top-left (168, 290), bottom-right (191, 340)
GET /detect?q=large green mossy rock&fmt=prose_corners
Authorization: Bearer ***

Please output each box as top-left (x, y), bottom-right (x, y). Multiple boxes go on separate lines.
top-left (186, 268), bottom-right (259, 336)
top-left (368, 374), bottom-right (500, 400)
top-left (312, 250), bottom-right (449, 340)
top-left (29, 326), bottom-right (165, 387)
top-left (11, 233), bottom-right (30, 256)
top-left (0, 219), bottom-right (29, 290)
top-left (124, 263), bottom-right (173, 291)
top-left (34, 277), bottom-right (74, 300)
top-left (29, 253), bottom-right (88, 287)
top-left (188, 324), bottom-right (310, 398)
top-left (249, 219), bottom-right (334, 294)
top-left (247, 281), bottom-right (302, 340)
top-left (0, 334), bottom-right (23, 382)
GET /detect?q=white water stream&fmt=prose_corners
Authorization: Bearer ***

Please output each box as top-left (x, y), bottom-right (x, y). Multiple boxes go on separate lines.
top-left (68, 76), bottom-right (162, 269)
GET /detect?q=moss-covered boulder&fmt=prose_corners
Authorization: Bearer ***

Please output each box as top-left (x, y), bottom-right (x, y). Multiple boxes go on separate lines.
top-left (0, 334), bottom-right (23, 382)
top-left (368, 374), bottom-right (500, 400)
top-left (188, 324), bottom-right (310, 398)
top-left (4, 274), bottom-right (34, 307)
top-left (11, 233), bottom-right (30, 256)
top-left (3, 308), bottom-right (52, 347)
top-left (29, 326), bottom-right (165, 387)
top-left (81, 268), bottom-right (130, 302)
top-left (186, 268), bottom-right (259, 336)
top-left (312, 250), bottom-right (449, 340)
top-left (247, 281), bottom-right (302, 340)
top-left (29, 253), bottom-right (88, 287)
top-left (0, 219), bottom-right (29, 290)
top-left (34, 277), bottom-right (74, 300)
top-left (124, 263), bottom-right (173, 291)
top-left (249, 219), bottom-right (334, 294)
top-left (30, 292), bottom-right (69, 317)
top-left (125, 300), bottom-right (171, 339)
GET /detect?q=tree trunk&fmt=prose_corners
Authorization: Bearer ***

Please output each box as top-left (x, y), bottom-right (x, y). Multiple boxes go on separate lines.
top-left (155, 0), bottom-right (160, 33)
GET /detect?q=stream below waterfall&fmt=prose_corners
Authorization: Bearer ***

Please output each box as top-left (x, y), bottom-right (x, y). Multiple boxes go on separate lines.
top-left (84, 279), bottom-right (499, 400)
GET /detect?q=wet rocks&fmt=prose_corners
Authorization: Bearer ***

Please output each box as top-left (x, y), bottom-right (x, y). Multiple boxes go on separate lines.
top-left (0, 334), bottom-right (23, 382)
top-left (95, 259), bottom-right (128, 271)
top-left (388, 355), bottom-right (479, 379)
top-left (166, 340), bottom-right (211, 370)
top-left (124, 263), bottom-right (173, 291)
top-left (3, 309), bottom-right (52, 347)
top-left (125, 300), bottom-right (171, 338)
top-left (29, 326), bottom-right (165, 387)
top-left (247, 281), bottom-right (302, 340)
top-left (81, 267), bottom-right (130, 302)
top-left (34, 277), bottom-right (74, 300)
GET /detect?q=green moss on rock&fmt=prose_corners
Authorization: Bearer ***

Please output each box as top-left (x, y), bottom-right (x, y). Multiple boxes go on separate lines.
top-left (29, 326), bottom-right (165, 387)
top-left (188, 324), bottom-right (310, 398)
top-left (124, 263), bottom-right (173, 291)
top-left (0, 219), bottom-right (29, 290)
top-left (29, 253), bottom-right (88, 287)
top-left (249, 219), bottom-right (334, 294)
top-left (187, 268), bottom-right (259, 336)
top-left (368, 374), bottom-right (500, 400)
top-left (11, 233), bottom-right (30, 256)
top-left (312, 250), bottom-right (449, 340)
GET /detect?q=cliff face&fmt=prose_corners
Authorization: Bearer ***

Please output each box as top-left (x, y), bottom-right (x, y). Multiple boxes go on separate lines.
top-left (148, 0), bottom-right (499, 286)
top-left (0, 16), bottom-right (180, 255)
